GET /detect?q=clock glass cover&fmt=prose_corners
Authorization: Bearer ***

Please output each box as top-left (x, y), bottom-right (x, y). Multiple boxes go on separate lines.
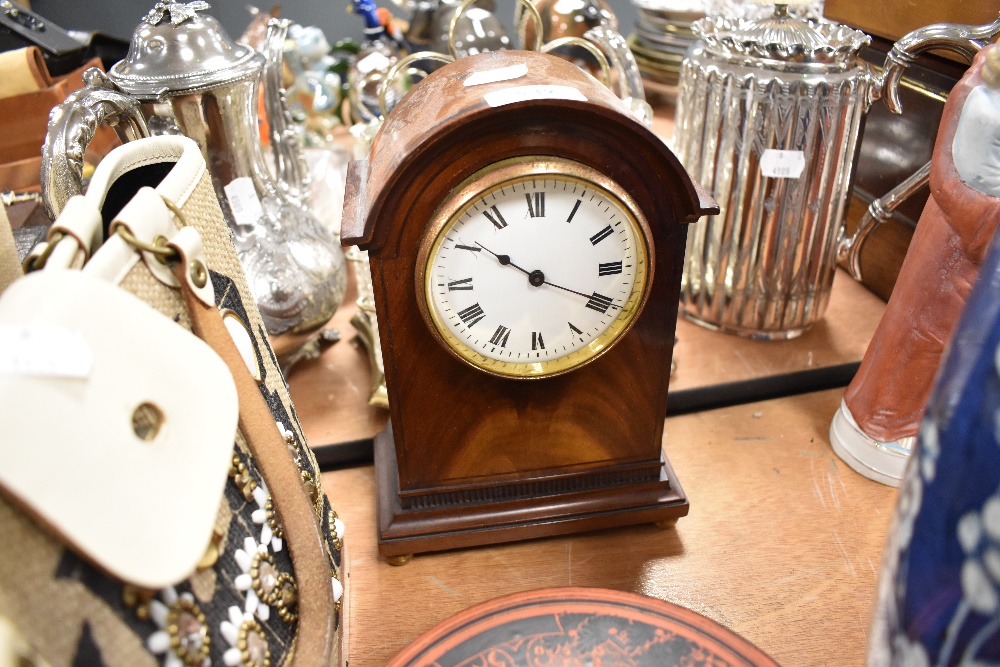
top-left (419, 156), bottom-right (653, 378)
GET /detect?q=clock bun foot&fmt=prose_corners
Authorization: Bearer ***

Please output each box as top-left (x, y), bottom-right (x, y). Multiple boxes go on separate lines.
top-left (655, 518), bottom-right (679, 529)
top-left (385, 553), bottom-right (414, 566)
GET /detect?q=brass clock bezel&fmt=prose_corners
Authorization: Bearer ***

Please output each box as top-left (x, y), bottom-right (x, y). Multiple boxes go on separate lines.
top-left (416, 155), bottom-right (655, 380)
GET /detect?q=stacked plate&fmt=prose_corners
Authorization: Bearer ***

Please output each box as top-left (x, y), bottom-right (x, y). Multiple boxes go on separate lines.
top-left (627, 0), bottom-right (705, 99)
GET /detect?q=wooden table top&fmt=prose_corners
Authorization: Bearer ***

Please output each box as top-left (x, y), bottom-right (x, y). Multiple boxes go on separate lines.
top-left (321, 388), bottom-right (898, 666)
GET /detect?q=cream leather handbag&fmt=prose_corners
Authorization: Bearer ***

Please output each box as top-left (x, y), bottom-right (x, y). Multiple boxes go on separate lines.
top-left (0, 135), bottom-right (345, 667)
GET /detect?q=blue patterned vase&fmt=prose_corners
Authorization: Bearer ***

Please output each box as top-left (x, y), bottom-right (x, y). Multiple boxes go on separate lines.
top-left (870, 229), bottom-right (1000, 666)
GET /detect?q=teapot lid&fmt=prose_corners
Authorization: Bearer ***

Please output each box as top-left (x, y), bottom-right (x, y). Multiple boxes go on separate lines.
top-left (694, 3), bottom-right (869, 67)
top-left (109, 1), bottom-right (264, 98)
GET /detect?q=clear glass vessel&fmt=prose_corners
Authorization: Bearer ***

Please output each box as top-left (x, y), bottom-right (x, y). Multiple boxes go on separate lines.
top-left (674, 5), bottom-right (1000, 339)
top-left (673, 6), bottom-right (871, 339)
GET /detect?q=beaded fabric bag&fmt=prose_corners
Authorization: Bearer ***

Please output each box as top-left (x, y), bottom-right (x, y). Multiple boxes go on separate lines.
top-left (0, 135), bottom-right (345, 667)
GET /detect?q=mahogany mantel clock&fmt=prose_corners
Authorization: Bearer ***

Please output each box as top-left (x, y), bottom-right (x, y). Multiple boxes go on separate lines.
top-left (341, 50), bottom-right (717, 561)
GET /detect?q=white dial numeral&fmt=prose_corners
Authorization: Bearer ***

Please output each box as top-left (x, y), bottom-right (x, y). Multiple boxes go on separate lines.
top-left (426, 166), bottom-right (648, 377)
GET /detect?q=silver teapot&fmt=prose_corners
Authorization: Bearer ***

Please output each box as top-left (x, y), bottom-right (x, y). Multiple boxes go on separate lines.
top-left (673, 5), bottom-right (1000, 339)
top-left (41, 1), bottom-right (347, 366)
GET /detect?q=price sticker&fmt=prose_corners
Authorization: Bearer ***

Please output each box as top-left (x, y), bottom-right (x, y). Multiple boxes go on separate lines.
top-left (0, 324), bottom-right (94, 379)
top-left (484, 85), bottom-right (587, 108)
top-left (760, 149), bottom-right (806, 179)
top-left (465, 63), bottom-right (528, 87)
top-left (224, 177), bottom-right (265, 229)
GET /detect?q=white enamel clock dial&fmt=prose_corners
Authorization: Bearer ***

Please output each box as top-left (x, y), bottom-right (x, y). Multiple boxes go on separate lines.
top-left (419, 157), bottom-right (653, 378)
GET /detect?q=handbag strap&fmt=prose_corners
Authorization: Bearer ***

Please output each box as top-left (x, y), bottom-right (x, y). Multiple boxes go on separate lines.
top-left (167, 235), bottom-right (336, 666)
top-left (0, 47), bottom-right (51, 99)
top-left (0, 206), bottom-right (21, 294)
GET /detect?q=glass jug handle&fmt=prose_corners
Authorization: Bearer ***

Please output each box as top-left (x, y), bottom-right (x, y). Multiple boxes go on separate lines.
top-left (881, 15), bottom-right (1000, 115)
top-left (581, 25), bottom-right (654, 127)
top-left (378, 51), bottom-right (453, 118)
top-left (40, 68), bottom-right (149, 219)
top-left (837, 161), bottom-right (930, 281)
top-left (539, 35), bottom-right (612, 89)
top-left (838, 15), bottom-right (1000, 281)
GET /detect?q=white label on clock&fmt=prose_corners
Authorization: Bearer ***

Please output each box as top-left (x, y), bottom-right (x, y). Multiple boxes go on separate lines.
top-left (465, 63), bottom-right (528, 87)
top-left (759, 149), bottom-right (806, 179)
top-left (224, 177), bottom-right (265, 228)
top-left (484, 85), bottom-right (587, 108)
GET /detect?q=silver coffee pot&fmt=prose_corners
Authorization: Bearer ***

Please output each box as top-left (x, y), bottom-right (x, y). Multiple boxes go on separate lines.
top-left (673, 5), bottom-right (1000, 339)
top-left (41, 1), bottom-right (347, 366)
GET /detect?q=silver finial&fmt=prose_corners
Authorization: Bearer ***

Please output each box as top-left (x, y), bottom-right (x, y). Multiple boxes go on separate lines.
top-left (143, 1), bottom-right (211, 26)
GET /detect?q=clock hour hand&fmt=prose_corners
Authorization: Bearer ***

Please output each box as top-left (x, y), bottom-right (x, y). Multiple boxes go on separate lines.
top-left (475, 242), bottom-right (533, 278)
top-left (476, 243), bottom-right (549, 290)
top-left (476, 242), bottom-right (621, 310)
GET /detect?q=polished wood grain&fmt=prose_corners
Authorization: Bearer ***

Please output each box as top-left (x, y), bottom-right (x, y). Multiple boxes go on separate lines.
top-left (322, 388), bottom-right (899, 666)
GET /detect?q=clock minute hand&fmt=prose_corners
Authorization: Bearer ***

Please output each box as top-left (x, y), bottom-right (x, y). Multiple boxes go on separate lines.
top-left (542, 278), bottom-right (622, 310)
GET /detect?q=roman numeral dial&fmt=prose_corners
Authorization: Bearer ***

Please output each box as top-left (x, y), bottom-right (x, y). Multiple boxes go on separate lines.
top-left (423, 158), bottom-right (651, 379)
top-left (490, 325), bottom-right (511, 347)
top-left (525, 192), bottom-right (545, 218)
top-left (483, 205), bottom-right (507, 229)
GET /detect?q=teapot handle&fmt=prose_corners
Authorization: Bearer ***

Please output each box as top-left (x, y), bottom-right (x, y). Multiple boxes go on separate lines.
top-left (881, 15), bottom-right (1000, 115)
top-left (261, 18), bottom-right (312, 209)
top-left (40, 68), bottom-right (149, 219)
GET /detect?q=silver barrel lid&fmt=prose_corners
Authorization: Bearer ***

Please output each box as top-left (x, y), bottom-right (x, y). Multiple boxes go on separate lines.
top-left (693, 3), bottom-right (869, 67)
top-left (108, 1), bottom-right (264, 98)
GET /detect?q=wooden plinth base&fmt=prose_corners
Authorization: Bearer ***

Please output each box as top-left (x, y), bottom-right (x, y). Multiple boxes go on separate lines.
top-left (374, 423), bottom-right (689, 559)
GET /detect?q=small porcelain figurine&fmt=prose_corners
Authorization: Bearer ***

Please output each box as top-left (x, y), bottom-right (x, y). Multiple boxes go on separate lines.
top-left (830, 45), bottom-right (1000, 486)
top-left (348, 0), bottom-right (407, 122)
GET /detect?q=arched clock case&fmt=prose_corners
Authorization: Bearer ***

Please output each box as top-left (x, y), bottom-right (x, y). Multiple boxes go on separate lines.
top-left (342, 50), bottom-right (717, 560)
